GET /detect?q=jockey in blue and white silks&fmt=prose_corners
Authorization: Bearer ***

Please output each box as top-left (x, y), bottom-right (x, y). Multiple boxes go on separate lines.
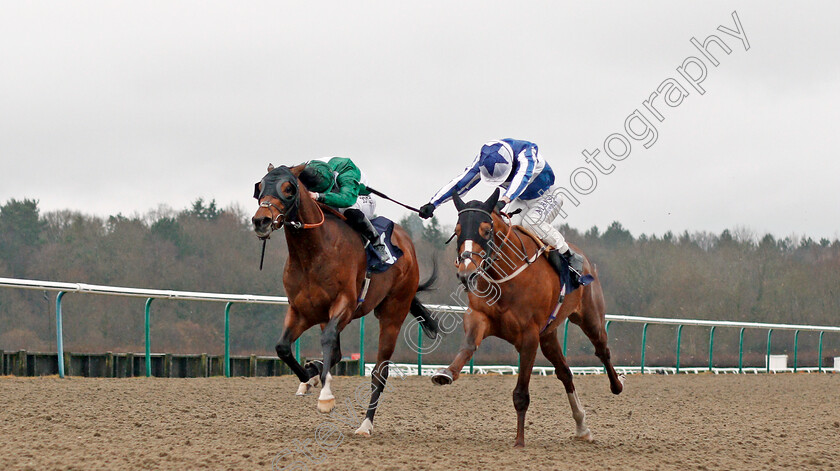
top-left (419, 138), bottom-right (585, 279)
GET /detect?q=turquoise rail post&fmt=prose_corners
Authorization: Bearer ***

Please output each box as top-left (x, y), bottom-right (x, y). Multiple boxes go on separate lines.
top-left (738, 328), bottom-right (745, 373)
top-left (469, 356), bottom-right (474, 374)
top-left (766, 329), bottom-right (773, 373)
top-left (55, 291), bottom-right (66, 378)
top-left (224, 302), bottom-right (232, 378)
top-left (145, 298), bottom-right (153, 377)
top-left (793, 330), bottom-right (800, 372)
top-left (295, 339), bottom-right (300, 361)
top-left (708, 326), bottom-right (716, 372)
top-left (359, 316), bottom-right (365, 377)
top-left (562, 318), bottom-right (570, 356)
top-left (818, 331), bottom-right (825, 372)
top-left (641, 323), bottom-right (649, 374)
top-left (417, 322), bottom-right (423, 376)
top-left (676, 325), bottom-right (684, 374)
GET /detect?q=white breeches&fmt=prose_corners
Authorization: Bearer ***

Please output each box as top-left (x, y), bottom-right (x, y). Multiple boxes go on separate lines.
top-left (507, 184), bottom-right (569, 253)
top-left (337, 170), bottom-right (376, 219)
top-left (339, 194), bottom-right (377, 219)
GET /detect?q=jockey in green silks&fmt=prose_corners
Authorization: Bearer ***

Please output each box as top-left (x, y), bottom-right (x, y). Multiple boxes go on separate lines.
top-left (299, 157), bottom-right (396, 264)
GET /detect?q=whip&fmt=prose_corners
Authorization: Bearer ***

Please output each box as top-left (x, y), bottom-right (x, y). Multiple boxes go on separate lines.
top-left (365, 186), bottom-right (422, 214)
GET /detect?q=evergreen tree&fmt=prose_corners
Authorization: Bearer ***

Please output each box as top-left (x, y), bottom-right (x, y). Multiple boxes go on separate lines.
top-left (0, 198), bottom-right (47, 275)
top-left (422, 216), bottom-right (446, 246)
top-left (398, 213), bottom-right (425, 239)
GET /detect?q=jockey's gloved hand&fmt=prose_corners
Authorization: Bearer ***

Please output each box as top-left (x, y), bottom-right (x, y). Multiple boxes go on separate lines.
top-left (419, 203), bottom-right (435, 219)
top-left (495, 199), bottom-right (507, 213)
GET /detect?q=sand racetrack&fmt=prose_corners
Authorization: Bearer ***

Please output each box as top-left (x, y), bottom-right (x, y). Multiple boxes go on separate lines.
top-left (1, 373), bottom-right (838, 470)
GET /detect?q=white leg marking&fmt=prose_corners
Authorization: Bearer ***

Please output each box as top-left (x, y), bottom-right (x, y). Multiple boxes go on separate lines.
top-left (355, 418), bottom-right (374, 436)
top-left (317, 373), bottom-right (336, 413)
top-left (567, 391), bottom-right (593, 442)
top-left (295, 375), bottom-right (321, 396)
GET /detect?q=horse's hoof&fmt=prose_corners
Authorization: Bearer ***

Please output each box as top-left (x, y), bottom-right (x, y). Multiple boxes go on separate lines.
top-left (611, 374), bottom-right (626, 395)
top-left (297, 375), bottom-right (321, 396)
top-left (431, 369), bottom-right (453, 386)
top-left (513, 441), bottom-right (525, 448)
top-left (575, 429), bottom-right (594, 442)
top-left (354, 418), bottom-right (373, 437)
top-left (317, 397), bottom-right (335, 413)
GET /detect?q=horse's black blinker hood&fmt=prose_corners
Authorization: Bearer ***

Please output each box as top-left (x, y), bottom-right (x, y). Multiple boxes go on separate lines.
top-left (254, 166), bottom-right (299, 208)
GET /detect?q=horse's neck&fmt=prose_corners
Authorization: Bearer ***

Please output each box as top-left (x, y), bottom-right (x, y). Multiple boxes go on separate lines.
top-left (284, 197), bottom-right (328, 255)
top-left (284, 199), bottom-right (355, 268)
top-left (487, 216), bottom-right (533, 278)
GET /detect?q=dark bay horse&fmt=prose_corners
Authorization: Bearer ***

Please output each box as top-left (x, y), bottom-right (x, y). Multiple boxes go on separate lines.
top-left (432, 189), bottom-right (624, 447)
top-left (251, 164), bottom-right (439, 436)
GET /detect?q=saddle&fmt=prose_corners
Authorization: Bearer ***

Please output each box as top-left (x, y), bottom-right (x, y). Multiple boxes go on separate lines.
top-left (508, 223), bottom-right (592, 291)
top-left (318, 203), bottom-right (403, 274)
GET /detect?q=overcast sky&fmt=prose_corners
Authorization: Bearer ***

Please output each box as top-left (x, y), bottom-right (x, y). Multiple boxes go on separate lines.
top-left (2, 1), bottom-right (838, 240)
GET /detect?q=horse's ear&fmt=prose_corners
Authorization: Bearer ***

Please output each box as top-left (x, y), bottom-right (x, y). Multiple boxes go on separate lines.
top-left (485, 188), bottom-right (500, 211)
top-left (267, 163), bottom-right (275, 172)
top-left (289, 163), bottom-right (307, 177)
top-left (452, 192), bottom-right (466, 211)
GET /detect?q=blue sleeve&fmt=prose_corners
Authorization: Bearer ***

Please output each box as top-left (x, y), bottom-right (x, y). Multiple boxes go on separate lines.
top-left (429, 155), bottom-right (482, 207)
top-left (504, 145), bottom-right (536, 201)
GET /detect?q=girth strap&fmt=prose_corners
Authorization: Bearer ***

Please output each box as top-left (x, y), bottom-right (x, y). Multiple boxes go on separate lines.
top-left (356, 272), bottom-right (372, 310)
top-left (540, 288), bottom-right (567, 334)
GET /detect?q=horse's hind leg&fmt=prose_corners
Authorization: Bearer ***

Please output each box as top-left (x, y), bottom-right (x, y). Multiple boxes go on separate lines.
top-left (355, 317), bottom-right (403, 437)
top-left (293, 322), bottom-right (330, 396)
top-left (539, 332), bottom-right (592, 441)
top-left (576, 311), bottom-right (625, 395)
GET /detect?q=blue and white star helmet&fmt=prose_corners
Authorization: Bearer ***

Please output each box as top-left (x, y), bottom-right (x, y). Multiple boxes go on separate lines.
top-left (478, 141), bottom-right (514, 183)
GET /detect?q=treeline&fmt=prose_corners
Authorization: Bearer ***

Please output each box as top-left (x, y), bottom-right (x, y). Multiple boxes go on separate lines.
top-left (1, 198), bottom-right (838, 368)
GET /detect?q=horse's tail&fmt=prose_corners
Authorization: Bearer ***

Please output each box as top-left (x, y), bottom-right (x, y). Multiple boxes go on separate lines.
top-left (410, 258), bottom-right (440, 340)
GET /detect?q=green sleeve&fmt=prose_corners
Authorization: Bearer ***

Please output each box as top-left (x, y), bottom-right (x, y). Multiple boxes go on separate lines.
top-left (321, 158), bottom-right (363, 208)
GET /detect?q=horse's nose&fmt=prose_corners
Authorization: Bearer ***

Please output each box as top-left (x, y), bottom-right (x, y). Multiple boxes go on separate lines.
top-left (457, 262), bottom-right (477, 289)
top-left (252, 215), bottom-right (271, 232)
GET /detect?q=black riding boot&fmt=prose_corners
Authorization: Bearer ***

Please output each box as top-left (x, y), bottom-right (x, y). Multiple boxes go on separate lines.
top-left (547, 248), bottom-right (584, 285)
top-left (344, 210), bottom-right (395, 263)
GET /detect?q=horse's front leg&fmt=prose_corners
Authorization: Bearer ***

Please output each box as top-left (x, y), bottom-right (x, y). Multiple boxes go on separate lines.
top-left (513, 330), bottom-right (539, 448)
top-left (431, 311), bottom-right (489, 385)
top-left (317, 296), bottom-right (353, 413)
top-left (275, 306), bottom-right (314, 388)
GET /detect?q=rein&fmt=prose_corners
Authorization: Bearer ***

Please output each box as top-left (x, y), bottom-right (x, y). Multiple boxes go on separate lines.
top-left (458, 210), bottom-right (548, 284)
top-left (256, 192), bottom-right (326, 271)
top-left (259, 196), bottom-right (326, 233)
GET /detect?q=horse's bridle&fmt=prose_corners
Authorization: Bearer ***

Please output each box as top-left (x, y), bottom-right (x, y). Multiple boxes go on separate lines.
top-left (455, 207), bottom-right (495, 267)
top-left (259, 195), bottom-right (326, 237)
top-left (256, 169), bottom-right (325, 239)
top-left (456, 209), bottom-right (541, 284)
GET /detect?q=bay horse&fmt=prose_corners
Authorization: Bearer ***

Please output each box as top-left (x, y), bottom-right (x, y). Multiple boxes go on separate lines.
top-left (431, 189), bottom-right (624, 447)
top-left (251, 163), bottom-right (439, 436)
